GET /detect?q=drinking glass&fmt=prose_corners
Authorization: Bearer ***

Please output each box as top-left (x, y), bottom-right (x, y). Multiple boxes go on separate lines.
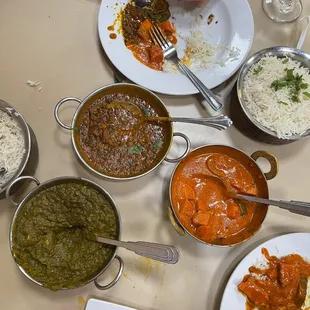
top-left (262, 0), bottom-right (303, 23)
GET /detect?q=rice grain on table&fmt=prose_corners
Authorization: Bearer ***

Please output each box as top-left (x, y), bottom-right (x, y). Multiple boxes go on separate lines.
top-left (243, 55), bottom-right (310, 139)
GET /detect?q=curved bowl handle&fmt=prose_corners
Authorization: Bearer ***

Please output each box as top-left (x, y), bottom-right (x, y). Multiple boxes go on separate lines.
top-left (54, 97), bottom-right (82, 130)
top-left (251, 151), bottom-right (278, 181)
top-left (167, 206), bottom-right (185, 236)
top-left (94, 255), bottom-right (124, 290)
top-left (6, 176), bottom-right (40, 207)
top-left (165, 133), bottom-right (191, 163)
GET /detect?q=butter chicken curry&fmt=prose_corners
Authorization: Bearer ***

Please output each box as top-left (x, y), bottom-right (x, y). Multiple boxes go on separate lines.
top-left (238, 248), bottom-right (310, 310)
top-left (171, 146), bottom-right (268, 245)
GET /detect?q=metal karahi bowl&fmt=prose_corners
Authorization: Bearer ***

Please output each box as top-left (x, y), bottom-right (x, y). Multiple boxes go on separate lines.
top-left (6, 176), bottom-right (124, 291)
top-left (54, 83), bottom-right (191, 181)
top-left (0, 99), bottom-right (38, 199)
top-left (167, 145), bottom-right (278, 247)
top-left (236, 46), bottom-right (310, 144)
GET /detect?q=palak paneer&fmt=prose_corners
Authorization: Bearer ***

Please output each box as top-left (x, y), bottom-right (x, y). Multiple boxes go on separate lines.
top-left (12, 182), bottom-right (118, 291)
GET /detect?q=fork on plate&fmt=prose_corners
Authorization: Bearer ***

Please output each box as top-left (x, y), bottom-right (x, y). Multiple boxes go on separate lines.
top-left (149, 24), bottom-right (223, 112)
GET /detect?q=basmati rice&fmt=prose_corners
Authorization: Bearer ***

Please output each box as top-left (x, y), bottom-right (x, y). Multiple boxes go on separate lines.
top-left (243, 55), bottom-right (310, 139)
top-left (0, 109), bottom-right (25, 190)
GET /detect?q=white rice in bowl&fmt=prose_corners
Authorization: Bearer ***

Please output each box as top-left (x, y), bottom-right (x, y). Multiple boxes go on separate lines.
top-left (0, 109), bottom-right (25, 190)
top-left (243, 55), bottom-right (310, 139)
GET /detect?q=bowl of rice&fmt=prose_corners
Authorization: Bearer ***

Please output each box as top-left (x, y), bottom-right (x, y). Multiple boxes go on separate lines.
top-left (0, 99), bottom-right (38, 199)
top-left (236, 46), bottom-right (310, 144)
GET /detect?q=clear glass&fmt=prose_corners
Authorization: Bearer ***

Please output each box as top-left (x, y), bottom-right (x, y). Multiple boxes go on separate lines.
top-left (262, 0), bottom-right (303, 23)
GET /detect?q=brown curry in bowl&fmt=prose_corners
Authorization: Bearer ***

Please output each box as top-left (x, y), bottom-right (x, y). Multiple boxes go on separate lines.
top-left (170, 145), bottom-right (276, 246)
top-left (74, 85), bottom-right (172, 179)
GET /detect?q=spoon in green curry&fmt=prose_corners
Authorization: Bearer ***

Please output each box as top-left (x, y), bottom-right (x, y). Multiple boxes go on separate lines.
top-left (96, 236), bottom-right (180, 264)
top-left (200, 175), bottom-right (310, 218)
top-left (107, 101), bottom-right (232, 131)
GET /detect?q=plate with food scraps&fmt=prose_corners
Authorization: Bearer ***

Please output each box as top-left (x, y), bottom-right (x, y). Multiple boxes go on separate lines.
top-left (98, 0), bottom-right (254, 95)
top-left (220, 233), bottom-right (310, 310)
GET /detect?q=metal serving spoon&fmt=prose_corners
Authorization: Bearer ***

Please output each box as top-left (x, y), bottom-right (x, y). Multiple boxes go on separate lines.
top-left (97, 237), bottom-right (180, 264)
top-left (202, 175), bottom-right (310, 217)
top-left (97, 236), bottom-right (180, 264)
top-left (107, 101), bottom-right (233, 131)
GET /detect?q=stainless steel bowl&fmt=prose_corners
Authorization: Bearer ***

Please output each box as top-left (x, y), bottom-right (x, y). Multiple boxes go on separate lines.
top-left (0, 100), bottom-right (38, 199)
top-left (6, 176), bottom-right (124, 291)
top-left (54, 83), bottom-right (191, 180)
top-left (237, 46), bottom-right (310, 144)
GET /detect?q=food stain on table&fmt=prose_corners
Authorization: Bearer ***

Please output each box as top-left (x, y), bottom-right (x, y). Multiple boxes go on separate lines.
top-left (135, 257), bottom-right (161, 280)
top-left (77, 296), bottom-right (86, 310)
top-left (122, 272), bottom-right (134, 282)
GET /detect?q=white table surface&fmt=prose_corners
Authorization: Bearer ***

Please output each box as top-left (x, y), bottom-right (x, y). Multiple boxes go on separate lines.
top-left (0, 1), bottom-right (310, 310)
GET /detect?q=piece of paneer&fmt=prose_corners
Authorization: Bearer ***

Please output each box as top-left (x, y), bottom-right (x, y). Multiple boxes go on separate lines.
top-left (196, 199), bottom-right (208, 212)
top-left (158, 21), bottom-right (175, 33)
top-left (226, 200), bottom-right (240, 219)
top-left (192, 212), bottom-right (211, 226)
top-left (279, 263), bottom-right (299, 288)
top-left (149, 45), bottom-right (164, 70)
top-left (178, 182), bottom-right (196, 200)
top-left (179, 200), bottom-right (196, 218)
top-left (137, 19), bottom-right (152, 42)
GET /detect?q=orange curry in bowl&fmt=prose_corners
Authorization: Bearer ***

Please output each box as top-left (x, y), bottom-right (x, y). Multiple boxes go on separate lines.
top-left (122, 0), bottom-right (177, 71)
top-left (170, 146), bottom-right (269, 246)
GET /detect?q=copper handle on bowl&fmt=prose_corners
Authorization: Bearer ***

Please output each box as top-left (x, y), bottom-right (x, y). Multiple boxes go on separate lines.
top-left (54, 97), bottom-right (82, 130)
top-left (5, 176), bottom-right (40, 207)
top-left (251, 151), bottom-right (278, 180)
top-left (167, 206), bottom-right (185, 236)
top-left (94, 255), bottom-right (124, 290)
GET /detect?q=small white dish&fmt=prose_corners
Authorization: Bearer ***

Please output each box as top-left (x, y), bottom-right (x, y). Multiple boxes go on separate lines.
top-left (86, 298), bottom-right (137, 310)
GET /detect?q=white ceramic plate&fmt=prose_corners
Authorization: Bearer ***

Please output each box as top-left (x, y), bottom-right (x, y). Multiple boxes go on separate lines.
top-left (86, 298), bottom-right (136, 310)
top-left (98, 0), bottom-right (254, 95)
top-left (220, 233), bottom-right (310, 310)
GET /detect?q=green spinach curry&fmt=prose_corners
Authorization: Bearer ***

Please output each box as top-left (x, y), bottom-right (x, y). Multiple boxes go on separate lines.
top-left (12, 182), bottom-right (118, 291)
top-left (75, 93), bottom-right (169, 178)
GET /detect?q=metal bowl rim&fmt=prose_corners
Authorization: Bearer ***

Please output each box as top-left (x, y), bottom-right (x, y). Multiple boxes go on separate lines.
top-left (70, 83), bottom-right (174, 181)
top-left (9, 175), bottom-right (122, 289)
top-left (0, 100), bottom-right (31, 193)
top-left (168, 144), bottom-right (270, 248)
top-left (237, 46), bottom-right (310, 141)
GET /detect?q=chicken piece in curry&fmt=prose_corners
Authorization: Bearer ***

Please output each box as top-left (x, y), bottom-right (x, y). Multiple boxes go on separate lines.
top-left (122, 0), bottom-right (177, 71)
top-left (171, 151), bottom-right (267, 245)
top-left (238, 248), bottom-right (310, 310)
